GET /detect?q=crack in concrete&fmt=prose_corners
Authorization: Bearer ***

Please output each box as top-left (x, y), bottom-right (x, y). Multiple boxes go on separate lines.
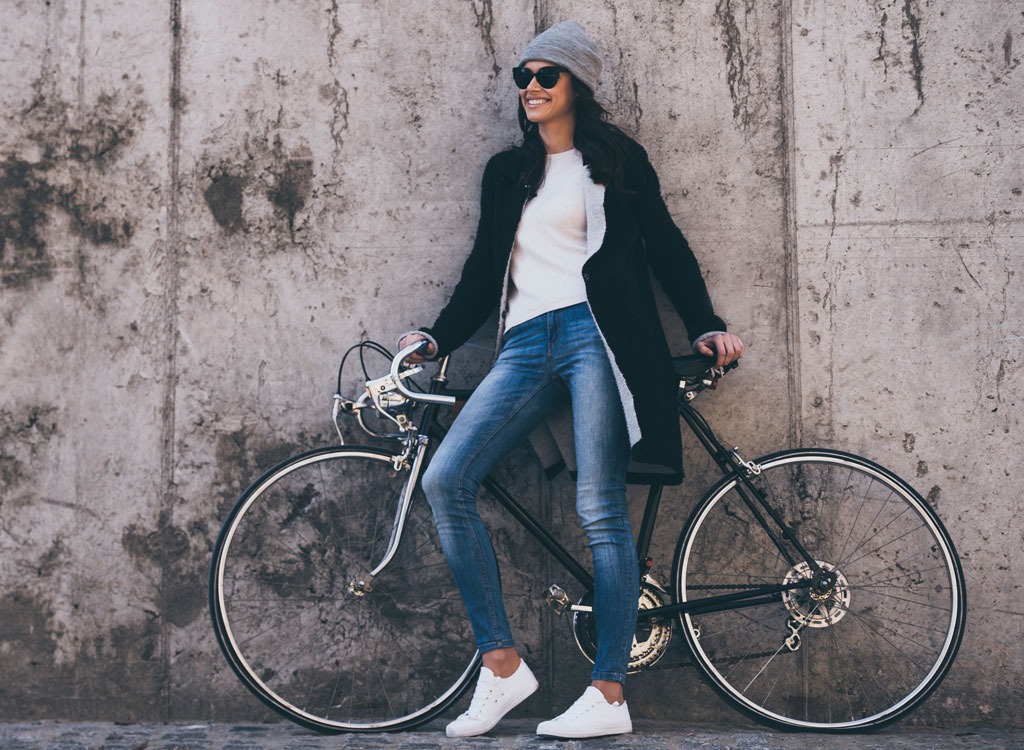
top-left (716, 0), bottom-right (748, 126)
top-left (955, 243), bottom-right (983, 290)
top-left (160, 0), bottom-right (185, 724)
top-left (901, 0), bottom-right (925, 115)
top-left (875, 10), bottom-right (890, 77)
top-left (827, 149), bottom-right (844, 240)
top-left (533, 0), bottom-right (549, 35)
top-left (821, 148), bottom-right (845, 444)
top-left (631, 80), bottom-right (644, 133)
top-left (326, 0), bottom-right (350, 162)
top-left (715, 0), bottom-right (763, 131)
top-left (471, 0), bottom-right (501, 78)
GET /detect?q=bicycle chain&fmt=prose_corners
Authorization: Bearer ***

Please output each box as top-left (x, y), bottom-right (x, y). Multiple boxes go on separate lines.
top-left (642, 649), bottom-right (786, 671)
top-left (687, 583), bottom-right (776, 591)
top-left (641, 583), bottom-right (791, 671)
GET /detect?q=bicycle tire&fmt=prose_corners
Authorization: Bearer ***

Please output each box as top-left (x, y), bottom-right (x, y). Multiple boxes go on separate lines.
top-left (672, 448), bottom-right (965, 731)
top-left (209, 446), bottom-right (480, 733)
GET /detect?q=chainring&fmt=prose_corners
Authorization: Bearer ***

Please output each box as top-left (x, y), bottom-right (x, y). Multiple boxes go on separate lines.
top-left (572, 581), bottom-right (673, 673)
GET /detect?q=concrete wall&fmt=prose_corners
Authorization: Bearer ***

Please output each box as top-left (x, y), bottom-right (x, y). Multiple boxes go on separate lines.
top-left (0, 0), bottom-right (1019, 727)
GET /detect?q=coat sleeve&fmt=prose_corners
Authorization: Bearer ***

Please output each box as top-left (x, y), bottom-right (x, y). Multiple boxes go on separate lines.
top-left (420, 156), bottom-right (507, 357)
top-left (629, 143), bottom-right (727, 343)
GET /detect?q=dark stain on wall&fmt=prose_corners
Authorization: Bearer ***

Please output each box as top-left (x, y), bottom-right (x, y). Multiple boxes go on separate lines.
top-left (203, 167), bottom-right (247, 233)
top-left (122, 515), bottom-right (207, 628)
top-left (0, 157), bottom-right (56, 287)
top-left (0, 404), bottom-right (59, 492)
top-left (268, 157), bottom-right (314, 241)
top-left (212, 429), bottom-right (304, 518)
top-left (0, 82), bottom-right (144, 288)
top-left (0, 591), bottom-right (161, 720)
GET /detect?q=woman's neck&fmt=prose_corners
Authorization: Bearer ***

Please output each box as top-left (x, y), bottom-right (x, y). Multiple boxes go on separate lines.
top-left (539, 117), bottom-right (575, 154)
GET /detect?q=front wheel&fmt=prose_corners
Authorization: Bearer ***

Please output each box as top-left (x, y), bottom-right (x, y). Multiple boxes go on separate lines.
top-left (209, 446), bottom-right (479, 732)
top-left (672, 449), bottom-right (966, 731)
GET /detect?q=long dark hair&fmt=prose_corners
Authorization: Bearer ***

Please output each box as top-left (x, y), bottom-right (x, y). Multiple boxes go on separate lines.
top-left (516, 76), bottom-right (632, 195)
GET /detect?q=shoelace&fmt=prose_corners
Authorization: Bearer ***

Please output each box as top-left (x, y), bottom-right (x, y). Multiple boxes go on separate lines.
top-left (560, 692), bottom-right (612, 720)
top-left (463, 677), bottom-right (499, 718)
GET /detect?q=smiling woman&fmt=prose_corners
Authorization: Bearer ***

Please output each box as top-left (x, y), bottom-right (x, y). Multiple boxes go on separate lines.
top-left (398, 19), bottom-right (744, 740)
top-left (516, 62), bottom-right (576, 135)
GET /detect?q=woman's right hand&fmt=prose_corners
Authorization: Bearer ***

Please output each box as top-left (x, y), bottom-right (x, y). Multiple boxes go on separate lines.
top-left (398, 333), bottom-right (437, 364)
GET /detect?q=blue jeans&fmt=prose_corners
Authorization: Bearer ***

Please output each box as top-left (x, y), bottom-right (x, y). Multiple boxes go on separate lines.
top-left (422, 303), bottom-right (637, 684)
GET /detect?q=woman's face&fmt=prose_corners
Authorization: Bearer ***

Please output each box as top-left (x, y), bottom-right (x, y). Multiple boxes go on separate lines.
top-left (519, 60), bottom-right (576, 127)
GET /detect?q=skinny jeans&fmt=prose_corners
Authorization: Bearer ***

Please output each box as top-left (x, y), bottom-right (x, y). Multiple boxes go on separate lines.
top-left (422, 302), bottom-right (637, 684)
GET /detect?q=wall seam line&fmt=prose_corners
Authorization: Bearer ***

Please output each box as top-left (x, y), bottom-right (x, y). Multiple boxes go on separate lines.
top-left (159, 0), bottom-right (184, 722)
top-left (779, 0), bottom-right (803, 449)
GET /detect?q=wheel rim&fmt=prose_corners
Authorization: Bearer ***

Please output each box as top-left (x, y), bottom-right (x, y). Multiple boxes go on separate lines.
top-left (211, 449), bottom-right (478, 731)
top-left (677, 451), bottom-right (964, 730)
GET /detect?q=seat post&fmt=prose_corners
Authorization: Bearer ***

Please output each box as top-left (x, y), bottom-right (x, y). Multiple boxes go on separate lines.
top-left (634, 483), bottom-right (664, 565)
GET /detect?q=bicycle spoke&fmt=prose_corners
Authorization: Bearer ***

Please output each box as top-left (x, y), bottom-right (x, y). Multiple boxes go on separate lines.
top-left (676, 450), bottom-right (964, 730)
top-left (211, 448), bottom-right (478, 732)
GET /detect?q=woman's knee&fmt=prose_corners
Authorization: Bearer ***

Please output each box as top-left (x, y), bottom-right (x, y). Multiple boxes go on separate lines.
top-left (576, 496), bottom-right (632, 543)
top-left (420, 457), bottom-right (451, 511)
top-left (421, 447), bottom-right (477, 515)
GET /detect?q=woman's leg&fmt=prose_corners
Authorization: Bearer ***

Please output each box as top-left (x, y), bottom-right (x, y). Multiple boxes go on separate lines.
top-left (421, 318), bottom-right (566, 656)
top-left (551, 305), bottom-right (636, 691)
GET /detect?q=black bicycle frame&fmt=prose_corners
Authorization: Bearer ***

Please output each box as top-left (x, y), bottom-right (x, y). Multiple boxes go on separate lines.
top-left (416, 364), bottom-right (819, 623)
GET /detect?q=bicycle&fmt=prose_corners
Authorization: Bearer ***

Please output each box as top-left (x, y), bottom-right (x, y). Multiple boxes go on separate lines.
top-left (209, 339), bottom-right (966, 734)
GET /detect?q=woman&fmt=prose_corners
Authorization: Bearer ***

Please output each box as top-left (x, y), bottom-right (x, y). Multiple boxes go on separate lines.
top-left (400, 21), bottom-right (744, 739)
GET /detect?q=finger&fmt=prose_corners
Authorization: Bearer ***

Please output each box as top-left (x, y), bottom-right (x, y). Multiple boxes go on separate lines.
top-left (712, 335), bottom-right (729, 367)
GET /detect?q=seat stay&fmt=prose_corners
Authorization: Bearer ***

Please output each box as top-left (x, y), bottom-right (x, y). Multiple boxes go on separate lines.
top-left (679, 399), bottom-right (817, 572)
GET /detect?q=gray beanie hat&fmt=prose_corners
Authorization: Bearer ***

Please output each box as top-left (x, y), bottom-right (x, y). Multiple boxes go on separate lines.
top-left (518, 20), bottom-right (602, 93)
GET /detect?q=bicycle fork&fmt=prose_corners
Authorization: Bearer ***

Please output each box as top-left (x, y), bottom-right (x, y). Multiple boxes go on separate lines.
top-left (346, 435), bottom-right (431, 597)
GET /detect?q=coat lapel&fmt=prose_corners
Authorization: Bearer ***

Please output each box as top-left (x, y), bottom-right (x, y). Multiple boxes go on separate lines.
top-left (582, 169), bottom-right (606, 259)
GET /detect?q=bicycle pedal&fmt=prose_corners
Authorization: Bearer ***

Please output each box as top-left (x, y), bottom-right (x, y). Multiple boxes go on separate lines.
top-left (544, 584), bottom-right (571, 615)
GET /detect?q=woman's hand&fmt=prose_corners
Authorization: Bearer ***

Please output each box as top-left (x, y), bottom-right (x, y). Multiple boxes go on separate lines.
top-left (696, 332), bottom-right (745, 368)
top-left (398, 332), bottom-right (437, 364)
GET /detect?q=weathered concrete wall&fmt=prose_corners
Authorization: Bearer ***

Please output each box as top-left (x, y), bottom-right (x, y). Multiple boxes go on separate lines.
top-left (789, 0), bottom-right (1024, 728)
top-left (0, 0), bottom-right (1020, 728)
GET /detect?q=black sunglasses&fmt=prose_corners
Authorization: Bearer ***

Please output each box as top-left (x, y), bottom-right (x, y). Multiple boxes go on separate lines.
top-left (512, 65), bottom-right (565, 90)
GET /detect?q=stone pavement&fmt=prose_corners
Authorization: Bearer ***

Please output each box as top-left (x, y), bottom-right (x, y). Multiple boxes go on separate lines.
top-left (0, 721), bottom-right (1021, 750)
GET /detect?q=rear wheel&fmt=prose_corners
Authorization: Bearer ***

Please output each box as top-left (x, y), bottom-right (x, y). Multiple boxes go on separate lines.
top-left (673, 449), bottom-right (965, 731)
top-left (210, 446), bottom-right (479, 732)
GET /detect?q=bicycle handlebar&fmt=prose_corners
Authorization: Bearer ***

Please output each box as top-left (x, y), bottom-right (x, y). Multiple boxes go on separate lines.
top-left (390, 341), bottom-right (456, 406)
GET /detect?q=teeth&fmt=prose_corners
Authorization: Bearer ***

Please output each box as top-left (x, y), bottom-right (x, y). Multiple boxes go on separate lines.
top-left (527, 99), bottom-right (547, 105)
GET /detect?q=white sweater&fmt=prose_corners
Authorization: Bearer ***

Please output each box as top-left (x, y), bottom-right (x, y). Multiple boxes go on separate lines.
top-left (504, 149), bottom-right (589, 331)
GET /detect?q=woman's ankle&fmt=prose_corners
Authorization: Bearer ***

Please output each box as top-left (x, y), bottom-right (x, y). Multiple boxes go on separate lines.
top-left (482, 648), bottom-right (521, 678)
top-left (591, 679), bottom-right (624, 704)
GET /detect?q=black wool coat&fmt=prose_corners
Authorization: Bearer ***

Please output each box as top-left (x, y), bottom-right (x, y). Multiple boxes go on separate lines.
top-left (422, 138), bottom-right (727, 484)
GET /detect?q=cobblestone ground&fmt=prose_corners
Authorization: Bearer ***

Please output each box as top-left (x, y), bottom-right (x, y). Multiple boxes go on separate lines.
top-left (0, 721), bottom-right (1021, 750)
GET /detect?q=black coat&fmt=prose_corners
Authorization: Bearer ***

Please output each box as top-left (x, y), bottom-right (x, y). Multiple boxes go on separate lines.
top-left (423, 139), bottom-right (727, 483)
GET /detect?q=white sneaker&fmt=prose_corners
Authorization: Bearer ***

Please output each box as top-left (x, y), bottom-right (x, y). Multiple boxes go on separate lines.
top-left (445, 660), bottom-right (539, 738)
top-left (536, 685), bottom-right (633, 739)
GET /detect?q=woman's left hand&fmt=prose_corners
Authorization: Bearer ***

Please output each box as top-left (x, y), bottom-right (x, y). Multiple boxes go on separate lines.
top-left (696, 332), bottom-right (745, 368)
